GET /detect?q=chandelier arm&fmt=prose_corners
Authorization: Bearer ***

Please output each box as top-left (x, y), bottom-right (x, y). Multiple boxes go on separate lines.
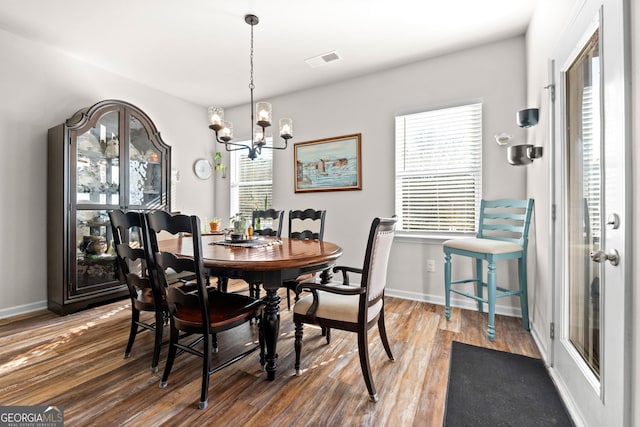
top-left (219, 141), bottom-right (252, 152)
top-left (258, 138), bottom-right (289, 150)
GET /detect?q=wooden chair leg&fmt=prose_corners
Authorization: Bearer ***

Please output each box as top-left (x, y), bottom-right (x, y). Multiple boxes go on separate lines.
top-left (199, 333), bottom-right (211, 409)
top-left (286, 288), bottom-right (292, 310)
top-left (444, 252), bottom-right (452, 320)
top-left (151, 310), bottom-right (163, 373)
top-left (160, 322), bottom-right (179, 388)
top-left (124, 309), bottom-right (139, 358)
top-left (212, 333), bottom-right (218, 353)
top-left (294, 321), bottom-right (303, 375)
top-left (357, 330), bottom-right (378, 402)
top-left (258, 314), bottom-right (266, 369)
top-left (377, 311), bottom-right (394, 361)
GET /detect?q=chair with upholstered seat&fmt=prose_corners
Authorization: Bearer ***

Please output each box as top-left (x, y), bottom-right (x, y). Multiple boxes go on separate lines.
top-left (293, 216), bottom-right (397, 402)
top-left (282, 209), bottom-right (326, 310)
top-left (443, 198), bottom-right (535, 341)
top-left (109, 210), bottom-right (166, 373)
top-left (147, 210), bottom-right (264, 409)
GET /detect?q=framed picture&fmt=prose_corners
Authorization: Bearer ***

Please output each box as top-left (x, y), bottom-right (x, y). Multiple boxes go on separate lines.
top-left (294, 133), bottom-right (362, 193)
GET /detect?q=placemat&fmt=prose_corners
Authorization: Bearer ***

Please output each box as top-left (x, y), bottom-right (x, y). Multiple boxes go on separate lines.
top-left (211, 238), bottom-right (282, 248)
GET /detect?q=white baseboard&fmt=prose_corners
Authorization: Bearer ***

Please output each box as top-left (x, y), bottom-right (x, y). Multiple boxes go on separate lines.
top-left (385, 288), bottom-right (523, 318)
top-left (0, 300), bottom-right (48, 320)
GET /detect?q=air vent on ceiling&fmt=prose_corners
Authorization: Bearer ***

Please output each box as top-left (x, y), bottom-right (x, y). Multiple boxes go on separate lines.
top-left (305, 51), bottom-right (342, 68)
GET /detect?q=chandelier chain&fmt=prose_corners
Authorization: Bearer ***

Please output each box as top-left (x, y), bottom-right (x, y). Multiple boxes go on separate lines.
top-left (249, 20), bottom-right (255, 146)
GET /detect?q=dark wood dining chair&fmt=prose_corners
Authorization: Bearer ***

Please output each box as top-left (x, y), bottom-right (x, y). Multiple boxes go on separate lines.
top-left (109, 209), bottom-right (166, 373)
top-left (293, 217), bottom-right (397, 402)
top-left (245, 209), bottom-right (285, 300)
top-left (147, 210), bottom-right (265, 409)
top-left (252, 208), bottom-right (284, 237)
top-left (282, 208), bottom-right (327, 309)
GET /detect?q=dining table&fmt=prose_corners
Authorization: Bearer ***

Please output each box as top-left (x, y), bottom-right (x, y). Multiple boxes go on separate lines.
top-left (158, 235), bottom-right (343, 380)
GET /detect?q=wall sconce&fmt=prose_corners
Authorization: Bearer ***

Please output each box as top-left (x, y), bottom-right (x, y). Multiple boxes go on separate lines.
top-left (508, 108), bottom-right (543, 166)
top-left (516, 108), bottom-right (539, 128)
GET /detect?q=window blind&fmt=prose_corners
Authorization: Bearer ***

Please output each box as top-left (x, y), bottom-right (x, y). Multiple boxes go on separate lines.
top-left (395, 103), bottom-right (482, 233)
top-left (231, 143), bottom-right (273, 219)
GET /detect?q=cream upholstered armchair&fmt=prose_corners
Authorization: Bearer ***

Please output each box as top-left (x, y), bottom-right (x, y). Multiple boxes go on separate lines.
top-left (292, 216), bottom-right (397, 402)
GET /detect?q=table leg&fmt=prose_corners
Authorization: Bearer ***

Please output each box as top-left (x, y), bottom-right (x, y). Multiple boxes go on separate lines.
top-left (319, 268), bottom-right (333, 283)
top-left (263, 288), bottom-right (280, 380)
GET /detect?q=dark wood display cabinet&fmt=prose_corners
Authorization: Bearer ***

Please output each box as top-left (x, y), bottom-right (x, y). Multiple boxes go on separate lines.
top-left (47, 100), bottom-right (171, 315)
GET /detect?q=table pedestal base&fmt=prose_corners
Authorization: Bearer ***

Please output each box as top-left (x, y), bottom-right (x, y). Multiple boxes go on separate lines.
top-left (263, 288), bottom-right (280, 380)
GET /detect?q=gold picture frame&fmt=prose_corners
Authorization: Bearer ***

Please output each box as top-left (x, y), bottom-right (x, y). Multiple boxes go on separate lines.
top-left (294, 133), bottom-right (362, 193)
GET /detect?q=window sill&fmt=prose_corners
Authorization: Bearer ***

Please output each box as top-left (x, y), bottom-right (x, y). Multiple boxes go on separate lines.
top-left (394, 231), bottom-right (475, 245)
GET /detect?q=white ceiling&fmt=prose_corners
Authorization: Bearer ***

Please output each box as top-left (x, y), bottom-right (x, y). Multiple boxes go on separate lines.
top-left (0, 0), bottom-right (538, 107)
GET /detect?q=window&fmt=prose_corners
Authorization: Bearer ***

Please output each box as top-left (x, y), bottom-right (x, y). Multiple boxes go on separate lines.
top-left (230, 142), bottom-right (273, 219)
top-left (395, 103), bottom-right (482, 234)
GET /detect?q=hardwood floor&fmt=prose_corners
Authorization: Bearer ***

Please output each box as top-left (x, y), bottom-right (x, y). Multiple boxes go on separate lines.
top-left (0, 280), bottom-right (539, 426)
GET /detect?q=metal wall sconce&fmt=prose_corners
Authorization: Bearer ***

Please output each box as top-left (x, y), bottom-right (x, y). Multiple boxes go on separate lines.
top-left (507, 108), bottom-right (543, 166)
top-left (516, 108), bottom-right (539, 128)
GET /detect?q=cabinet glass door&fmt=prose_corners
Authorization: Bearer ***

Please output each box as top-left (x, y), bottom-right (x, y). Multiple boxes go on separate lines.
top-left (76, 110), bottom-right (120, 206)
top-left (74, 209), bottom-right (119, 293)
top-left (129, 115), bottom-right (163, 208)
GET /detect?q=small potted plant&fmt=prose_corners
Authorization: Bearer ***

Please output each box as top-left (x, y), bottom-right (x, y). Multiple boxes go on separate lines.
top-left (230, 213), bottom-right (247, 238)
top-left (209, 217), bottom-right (221, 232)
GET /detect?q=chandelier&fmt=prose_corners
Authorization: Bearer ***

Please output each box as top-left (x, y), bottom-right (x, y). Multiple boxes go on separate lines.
top-left (207, 14), bottom-right (293, 160)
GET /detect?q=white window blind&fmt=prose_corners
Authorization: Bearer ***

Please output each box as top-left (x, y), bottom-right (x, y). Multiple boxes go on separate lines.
top-left (395, 103), bottom-right (482, 233)
top-left (230, 143), bottom-right (273, 219)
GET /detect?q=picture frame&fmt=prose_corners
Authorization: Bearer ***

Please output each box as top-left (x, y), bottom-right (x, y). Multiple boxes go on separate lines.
top-left (294, 133), bottom-right (362, 193)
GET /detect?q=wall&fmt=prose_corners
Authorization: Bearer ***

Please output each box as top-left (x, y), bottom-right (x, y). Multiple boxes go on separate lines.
top-left (0, 29), bottom-right (214, 317)
top-left (217, 37), bottom-right (528, 313)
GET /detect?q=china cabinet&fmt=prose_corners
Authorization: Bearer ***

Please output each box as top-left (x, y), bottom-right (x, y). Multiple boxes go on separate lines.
top-left (47, 100), bottom-right (171, 314)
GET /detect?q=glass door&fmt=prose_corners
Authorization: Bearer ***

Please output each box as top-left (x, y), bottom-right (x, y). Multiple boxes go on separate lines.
top-left (565, 28), bottom-right (601, 380)
top-left (128, 114), bottom-right (163, 209)
top-left (72, 109), bottom-right (121, 295)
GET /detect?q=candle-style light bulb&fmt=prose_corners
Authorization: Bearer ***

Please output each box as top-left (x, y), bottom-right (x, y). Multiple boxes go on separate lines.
top-left (279, 118), bottom-right (293, 139)
top-left (208, 106), bottom-right (224, 131)
top-left (220, 121), bottom-right (233, 142)
top-left (256, 102), bottom-right (272, 127)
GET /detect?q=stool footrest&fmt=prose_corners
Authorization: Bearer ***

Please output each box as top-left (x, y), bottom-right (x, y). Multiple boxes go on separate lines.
top-left (449, 282), bottom-right (523, 300)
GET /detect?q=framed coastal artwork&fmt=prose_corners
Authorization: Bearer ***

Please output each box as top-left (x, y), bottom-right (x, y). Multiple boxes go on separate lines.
top-left (294, 134), bottom-right (362, 193)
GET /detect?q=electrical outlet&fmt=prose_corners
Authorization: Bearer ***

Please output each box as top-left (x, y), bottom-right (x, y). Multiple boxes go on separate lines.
top-left (426, 259), bottom-right (436, 273)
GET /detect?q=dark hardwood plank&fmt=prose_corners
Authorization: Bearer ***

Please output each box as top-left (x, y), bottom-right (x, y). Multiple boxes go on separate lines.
top-left (0, 280), bottom-right (539, 426)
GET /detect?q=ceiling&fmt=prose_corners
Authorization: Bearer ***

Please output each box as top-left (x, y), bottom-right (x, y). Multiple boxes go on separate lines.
top-left (0, 0), bottom-right (538, 108)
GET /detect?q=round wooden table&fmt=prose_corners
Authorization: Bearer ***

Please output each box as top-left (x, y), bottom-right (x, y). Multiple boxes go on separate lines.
top-left (159, 236), bottom-right (343, 380)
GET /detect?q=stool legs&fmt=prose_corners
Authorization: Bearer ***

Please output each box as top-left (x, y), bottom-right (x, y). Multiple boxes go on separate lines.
top-left (518, 256), bottom-right (530, 330)
top-left (487, 260), bottom-right (497, 341)
top-left (444, 252), bottom-right (451, 320)
top-left (475, 259), bottom-right (484, 312)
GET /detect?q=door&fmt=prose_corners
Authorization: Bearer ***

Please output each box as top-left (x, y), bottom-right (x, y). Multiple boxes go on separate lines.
top-left (551, 0), bottom-right (630, 425)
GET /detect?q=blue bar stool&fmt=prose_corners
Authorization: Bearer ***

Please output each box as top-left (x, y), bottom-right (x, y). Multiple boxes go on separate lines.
top-left (443, 199), bottom-right (535, 341)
